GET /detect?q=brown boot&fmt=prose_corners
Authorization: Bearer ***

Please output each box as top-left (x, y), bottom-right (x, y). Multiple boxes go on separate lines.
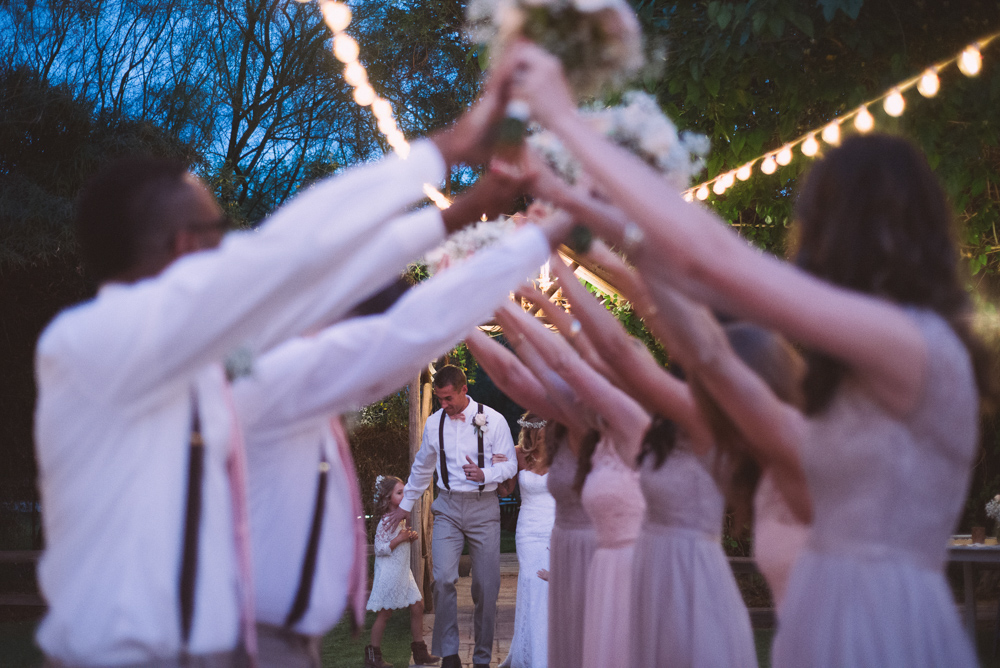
top-left (364, 644), bottom-right (392, 668)
top-left (411, 640), bottom-right (440, 666)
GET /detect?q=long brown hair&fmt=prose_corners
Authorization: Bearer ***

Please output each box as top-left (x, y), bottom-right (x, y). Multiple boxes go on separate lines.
top-left (793, 134), bottom-right (996, 413)
top-left (690, 323), bottom-right (805, 535)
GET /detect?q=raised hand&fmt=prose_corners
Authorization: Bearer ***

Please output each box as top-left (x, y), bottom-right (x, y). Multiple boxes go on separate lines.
top-left (508, 42), bottom-right (577, 131)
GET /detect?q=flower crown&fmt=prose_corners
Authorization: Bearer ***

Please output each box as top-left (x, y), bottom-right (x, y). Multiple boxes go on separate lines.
top-left (517, 417), bottom-right (547, 429)
top-left (372, 474), bottom-right (386, 505)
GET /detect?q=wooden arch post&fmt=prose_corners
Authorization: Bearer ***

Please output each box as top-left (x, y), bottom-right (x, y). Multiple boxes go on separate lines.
top-left (408, 366), bottom-right (435, 610)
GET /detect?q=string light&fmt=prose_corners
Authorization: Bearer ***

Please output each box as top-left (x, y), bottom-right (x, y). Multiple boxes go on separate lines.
top-left (959, 44), bottom-right (983, 76)
top-left (918, 68), bottom-right (940, 97)
top-left (801, 134), bottom-right (819, 157)
top-left (683, 192), bottom-right (695, 202)
top-left (304, 0), bottom-right (450, 206)
top-left (680, 31), bottom-right (998, 202)
top-left (884, 89), bottom-right (906, 117)
top-left (854, 106), bottom-right (875, 133)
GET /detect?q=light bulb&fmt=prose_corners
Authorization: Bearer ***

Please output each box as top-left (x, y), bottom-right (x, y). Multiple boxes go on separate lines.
top-left (776, 146), bottom-right (793, 166)
top-left (696, 185), bottom-right (710, 200)
top-left (761, 156), bottom-right (777, 175)
top-left (353, 84), bottom-right (375, 106)
top-left (319, 1), bottom-right (352, 33)
top-left (333, 34), bottom-right (360, 63)
top-left (372, 98), bottom-right (393, 119)
top-left (683, 191), bottom-right (695, 203)
top-left (713, 180), bottom-right (726, 195)
top-left (721, 171), bottom-right (735, 188)
top-left (884, 89), bottom-right (905, 117)
top-left (343, 62), bottom-right (367, 87)
top-left (854, 106), bottom-right (874, 133)
top-left (377, 117), bottom-right (397, 135)
top-left (959, 44), bottom-right (982, 77)
top-left (736, 164), bottom-right (752, 181)
top-left (918, 69), bottom-right (940, 97)
top-left (801, 134), bottom-right (819, 157)
top-left (821, 122), bottom-right (841, 146)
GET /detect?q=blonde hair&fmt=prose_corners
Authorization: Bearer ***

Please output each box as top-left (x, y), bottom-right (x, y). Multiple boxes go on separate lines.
top-left (518, 412), bottom-right (548, 469)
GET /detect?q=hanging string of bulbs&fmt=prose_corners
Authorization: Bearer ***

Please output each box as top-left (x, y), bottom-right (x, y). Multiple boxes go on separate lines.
top-left (298, 0), bottom-right (453, 208)
top-left (682, 32), bottom-right (1000, 203)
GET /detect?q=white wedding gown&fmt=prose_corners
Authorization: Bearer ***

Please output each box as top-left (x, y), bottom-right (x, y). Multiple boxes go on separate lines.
top-left (500, 469), bottom-right (556, 668)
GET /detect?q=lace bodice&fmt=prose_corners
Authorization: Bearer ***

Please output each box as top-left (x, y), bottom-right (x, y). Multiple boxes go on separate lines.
top-left (374, 515), bottom-right (406, 557)
top-left (517, 469), bottom-right (556, 537)
top-left (548, 443), bottom-right (592, 529)
top-left (581, 438), bottom-right (645, 549)
top-left (639, 435), bottom-right (724, 536)
top-left (803, 309), bottom-right (978, 569)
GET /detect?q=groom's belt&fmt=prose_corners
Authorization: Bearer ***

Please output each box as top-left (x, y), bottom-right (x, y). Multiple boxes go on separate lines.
top-left (436, 486), bottom-right (497, 496)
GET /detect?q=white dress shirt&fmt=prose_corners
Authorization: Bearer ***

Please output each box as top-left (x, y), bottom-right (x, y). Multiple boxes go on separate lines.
top-left (234, 224), bottom-right (549, 636)
top-left (33, 140), bottom-right (445, 664)
top-left (401, 398), bottom-right (518, 512)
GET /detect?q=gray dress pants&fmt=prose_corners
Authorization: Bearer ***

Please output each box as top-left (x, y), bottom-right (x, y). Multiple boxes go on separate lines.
top-left (430, 489), bottom-right (501, 665)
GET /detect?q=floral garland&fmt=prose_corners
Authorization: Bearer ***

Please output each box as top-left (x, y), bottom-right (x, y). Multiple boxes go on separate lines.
top-left (517, 416), bottom-right (548, 429)
top-left (372, 474), bottom-right (386, 505)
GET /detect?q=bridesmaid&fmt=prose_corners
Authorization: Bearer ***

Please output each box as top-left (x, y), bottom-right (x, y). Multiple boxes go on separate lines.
top-left (514, 44), bottom-right (994, 666)
top-left (466, 328), bottom-right (597, 668)
top-left (531, 264), bottom-right (761, 668)
top-left (497, 303), bottom-right (648, 668)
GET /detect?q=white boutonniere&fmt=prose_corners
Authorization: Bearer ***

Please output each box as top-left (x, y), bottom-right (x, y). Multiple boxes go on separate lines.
top-left (472, 413), bottom-right (489, 437)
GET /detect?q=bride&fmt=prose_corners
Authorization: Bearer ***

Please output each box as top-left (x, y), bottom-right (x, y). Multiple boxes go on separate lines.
top-left (496, 412), bottom-right (556, 668)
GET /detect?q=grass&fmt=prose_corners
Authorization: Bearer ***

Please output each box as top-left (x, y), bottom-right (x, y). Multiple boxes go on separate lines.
top-left (5, 615), bottom-right (1000, 668)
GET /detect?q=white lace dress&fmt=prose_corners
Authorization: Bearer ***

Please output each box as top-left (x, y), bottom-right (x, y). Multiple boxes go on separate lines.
top-left (366, 515), bottom-right (422, 611)
top-left (500, 469), bottom-right (556, 668)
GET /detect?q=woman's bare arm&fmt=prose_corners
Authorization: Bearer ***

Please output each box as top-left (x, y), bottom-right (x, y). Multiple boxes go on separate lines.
top-left (498, 303), bottom-right (651, 463)
top-left (510, 43), bottom-right (925, 417)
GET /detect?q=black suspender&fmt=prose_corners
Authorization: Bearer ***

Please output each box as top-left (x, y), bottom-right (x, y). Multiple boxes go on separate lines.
top-left (285, 450), bottom-right (330, 627)
top-left (476, 403), bottom-right (485, 492)
top-left (438, 403), bottom-right (486, 492)
top-left (438, 411), bottom-right (450, 490)
top-left (180, 392), bottom-right (204, 647)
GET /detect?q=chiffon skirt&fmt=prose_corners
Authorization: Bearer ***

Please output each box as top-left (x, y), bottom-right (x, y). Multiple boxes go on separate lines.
top-left (582, 544), bottom-right (635, 668)
top-left (630, 525), bottom-right (757, 668)
top-left (772, 549), bottom-right (976, 667)
top-left (547, 524), bottom-right (596, 668)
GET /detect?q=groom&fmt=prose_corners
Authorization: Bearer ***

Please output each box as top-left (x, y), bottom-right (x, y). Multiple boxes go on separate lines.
top-left (392, 365), bottom-right (516, 668)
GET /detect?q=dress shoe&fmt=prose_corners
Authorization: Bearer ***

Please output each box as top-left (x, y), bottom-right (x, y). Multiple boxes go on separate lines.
top-left (440, 655), bottom-right (462, 668)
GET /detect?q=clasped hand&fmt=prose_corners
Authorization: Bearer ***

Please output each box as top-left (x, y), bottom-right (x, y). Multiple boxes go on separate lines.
top-left (462, 455), bottom-right (486, 483)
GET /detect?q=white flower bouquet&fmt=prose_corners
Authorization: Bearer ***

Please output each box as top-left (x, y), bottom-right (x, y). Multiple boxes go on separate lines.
top-left (423, 215), bottom-right (519, 275)
top-left (528, 91), bottom-right (710, 189)
top-left (466, 0), bottom-right (644, 98)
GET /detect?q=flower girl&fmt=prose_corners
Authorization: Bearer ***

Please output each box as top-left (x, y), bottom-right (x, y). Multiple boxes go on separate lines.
top-left (365, 475), bottom-right (439, 668)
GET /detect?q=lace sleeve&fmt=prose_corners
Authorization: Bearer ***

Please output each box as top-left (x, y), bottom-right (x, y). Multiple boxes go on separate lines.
top-left (374, 517), bottom-right (397, 557)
